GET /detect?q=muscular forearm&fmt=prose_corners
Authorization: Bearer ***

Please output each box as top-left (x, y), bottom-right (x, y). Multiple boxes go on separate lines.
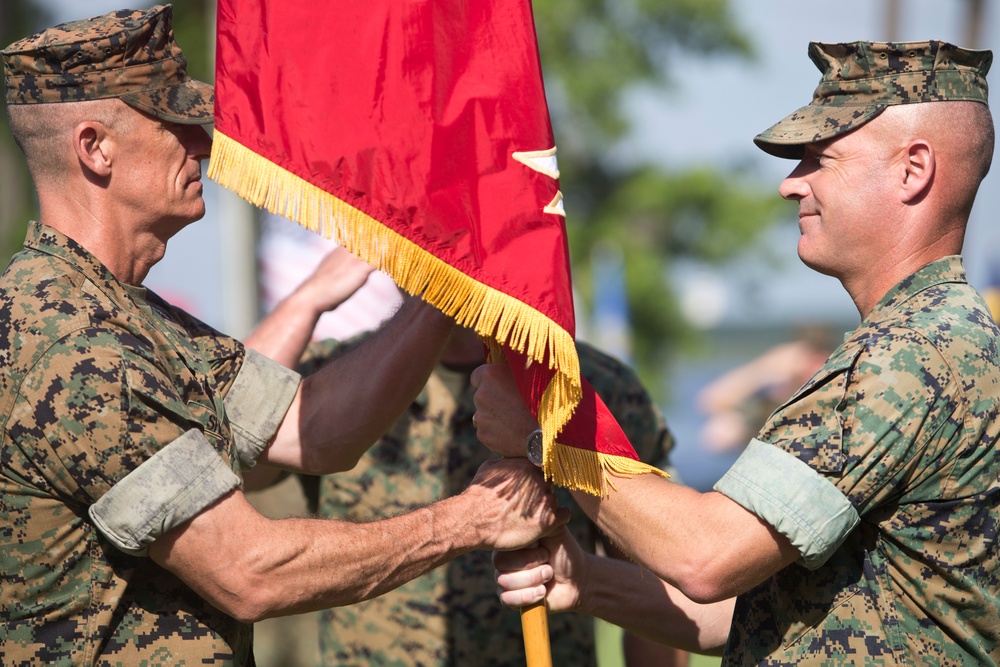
top-left (250, 494), bottom-right (486, 618)
top-left (151, 490), bottom-right (483, 622)
top-left (572, 475), bottom-right (798, 602)
top-left (579, 553), bottom-right (734, 655)
top-left (151, 459), bottom-right (563, 623)
top-left (603, 542), bottom-right (693, 666)
top-left (266, 297), bottom-right (454, 472)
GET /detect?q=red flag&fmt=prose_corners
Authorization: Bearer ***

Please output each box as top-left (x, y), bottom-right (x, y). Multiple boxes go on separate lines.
top-left (209, 0), bottom-right (666, 495)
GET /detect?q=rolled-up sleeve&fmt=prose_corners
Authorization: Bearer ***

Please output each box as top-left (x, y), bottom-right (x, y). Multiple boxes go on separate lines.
top-left (715, 438), bottom-right (860, 569)
top-left (224, 349), bottom-right (301, 469)
top-left (89, 428), bottom-right (242, 556)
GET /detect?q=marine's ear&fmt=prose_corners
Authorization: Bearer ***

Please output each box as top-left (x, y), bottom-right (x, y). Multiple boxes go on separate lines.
top-left (899, 138), bottom-right (934, 204)
top-left (73, 120), bottom-right (114, 179)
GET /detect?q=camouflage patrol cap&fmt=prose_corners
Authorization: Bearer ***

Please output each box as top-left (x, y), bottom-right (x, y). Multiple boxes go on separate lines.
top-left (1, 4), bottom-right (213, 125)
top-left (755, 40), bottom-right (992, 159)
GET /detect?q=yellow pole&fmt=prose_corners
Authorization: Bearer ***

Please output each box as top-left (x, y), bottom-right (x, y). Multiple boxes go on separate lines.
top-left (483, 340), bottom-right (553, 666)
top-left (521, 601), bottom-right (552, 667)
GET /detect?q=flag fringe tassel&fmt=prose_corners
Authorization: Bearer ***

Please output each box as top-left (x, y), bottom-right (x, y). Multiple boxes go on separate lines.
top-left (545, 440), bottom-right (668, 497)
top-left (209, 130), bottom-right (663, 496)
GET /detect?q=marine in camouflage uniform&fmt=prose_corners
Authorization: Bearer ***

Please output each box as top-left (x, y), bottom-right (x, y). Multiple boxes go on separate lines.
top-left (0, 223), bottom-right (297, 665)
top-left (2, 6), bottom-right (552, 666)
top-left (490, 39), bottom-right (998, 666)
top-left (718, 257), bottom-right (1000, 665)
top-left (296, 337), bottom-right (672, 667)
top-left (716, 41), bottom-right (1000, 664)
top-left (0, 8), bottom-right (299, 664)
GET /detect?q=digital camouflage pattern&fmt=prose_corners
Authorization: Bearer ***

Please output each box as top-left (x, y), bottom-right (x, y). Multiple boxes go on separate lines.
top-left (755, 40), bottom-right (993, 158)
top-left (0, 222), bottom-right (253, 665)
top-left (296, 340), bottom-right (673, 667)
top-left (2, 5), bottom-right (214, 125)
top-left (722, 257), bottom-right (1000, 665)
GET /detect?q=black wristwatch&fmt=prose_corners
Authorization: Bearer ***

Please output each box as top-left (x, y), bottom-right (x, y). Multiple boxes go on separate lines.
top-left (526, 428), bottom-right (544, 467)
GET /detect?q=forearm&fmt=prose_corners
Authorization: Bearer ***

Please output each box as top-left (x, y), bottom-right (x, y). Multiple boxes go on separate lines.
top-left (579, 553), bottom-right (734, 655)
top-left (267, 297), bottom-right (454, 472)
top-left (605, 542), bottom-right (693, 665)
top-left (151, 459), bottom-right (562, 623)
top-left (572, 475), bottom-right (798, 602)
top-left (244, 289), bottom-right (322, 368)
top-left (251, 493), bottom-right (482, 617)
top-left (152, 489), bottom-right (485, 622)
top-left (624, 631), bottom-right (692, 666)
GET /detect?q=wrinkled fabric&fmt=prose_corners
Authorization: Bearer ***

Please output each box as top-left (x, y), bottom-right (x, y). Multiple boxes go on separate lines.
top-left (720, 257), bottom-right (1000, 665)
top-left (0, 221), bottom-right (295, 665)
top-left (210, 0), bottom-right (658, 492)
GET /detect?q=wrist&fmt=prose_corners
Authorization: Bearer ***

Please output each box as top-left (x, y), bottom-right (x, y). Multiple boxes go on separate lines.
top-left (428, 492), bottom-right (486, 554)
top-left (457, 485), bottom-right (496, 550)
top-left (572, 551), bottom-right (606, 616)
top-left (282, 285), bottom-right (328, 324)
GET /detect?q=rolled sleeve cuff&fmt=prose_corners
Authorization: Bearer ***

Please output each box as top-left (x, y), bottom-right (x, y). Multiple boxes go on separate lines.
top-left (225, 349), bottom-right (301, 469)
top-left (89, 429), bottom-right (242, 556)
top-left (714, 438), bottom-right (859, 569)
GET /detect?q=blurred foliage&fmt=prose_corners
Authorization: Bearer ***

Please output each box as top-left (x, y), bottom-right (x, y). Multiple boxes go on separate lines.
top-left (577, 167), bottom-right (787, 375)
top-left (0, 0), bottom-right (52, 265)
top-left (533, 0), bottom-right (753, 165)
top-left (531, 0), bottom-right (786, 392)
top-left (168, 0), bottom-right (214, 82)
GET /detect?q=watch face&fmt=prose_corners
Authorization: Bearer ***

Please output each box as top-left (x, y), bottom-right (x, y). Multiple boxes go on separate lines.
top-left (527, 430), bottom-right (544, 466)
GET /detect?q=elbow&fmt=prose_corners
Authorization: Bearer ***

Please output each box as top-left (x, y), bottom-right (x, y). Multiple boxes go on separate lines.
top-left (670, 555), bottom-right (741, 605)
top-left (678, 580), bottom-right (732, 606)
top-left (299, 439), bottom-right (363, 475)
top-left (296, 401), bottom-right (371, 474)
top-left (203, 576), bottom-right (277, 624)
top-left (223, 600), bottom-right (271, 625)
top-left (675, 579), bottom-right (731, 606)
top-left (191, 560), bottom-right (287, 624)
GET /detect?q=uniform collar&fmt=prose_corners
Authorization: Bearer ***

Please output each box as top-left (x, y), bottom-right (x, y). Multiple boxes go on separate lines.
top-left (23, 220), bottom-right (139, 307)
top-left (861, 255), bottom-right (967, 327)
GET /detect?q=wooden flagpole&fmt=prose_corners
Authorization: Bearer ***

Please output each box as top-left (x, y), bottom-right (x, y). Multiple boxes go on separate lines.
top-left (521, 602), bottom-right (552, 666)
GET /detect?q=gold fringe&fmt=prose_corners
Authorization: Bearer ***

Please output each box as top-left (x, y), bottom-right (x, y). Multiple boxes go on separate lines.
top-left (546, 440), bottom-right (669, 497)
top-left (209, 130), bottom-right (662, 495)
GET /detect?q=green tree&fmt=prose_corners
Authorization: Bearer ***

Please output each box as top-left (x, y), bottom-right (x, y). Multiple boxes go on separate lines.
top-left (168, 0), bottom-right (214, 82)
top-left (531, 0), bottom-right (787, 392)
top-left (0, 0), bottom-right (52, 265)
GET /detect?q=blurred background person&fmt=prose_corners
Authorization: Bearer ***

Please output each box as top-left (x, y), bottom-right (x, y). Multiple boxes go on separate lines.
top-left (695, 325), bottom-right (836, 454)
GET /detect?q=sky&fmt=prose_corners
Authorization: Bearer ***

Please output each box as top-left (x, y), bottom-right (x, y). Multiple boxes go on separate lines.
top-left (29, 0), bottom-right (1000, 487)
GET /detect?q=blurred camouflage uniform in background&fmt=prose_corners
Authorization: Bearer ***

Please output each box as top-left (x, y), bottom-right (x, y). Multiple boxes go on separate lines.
top-left (294, 339), bottom-right (673, 667)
